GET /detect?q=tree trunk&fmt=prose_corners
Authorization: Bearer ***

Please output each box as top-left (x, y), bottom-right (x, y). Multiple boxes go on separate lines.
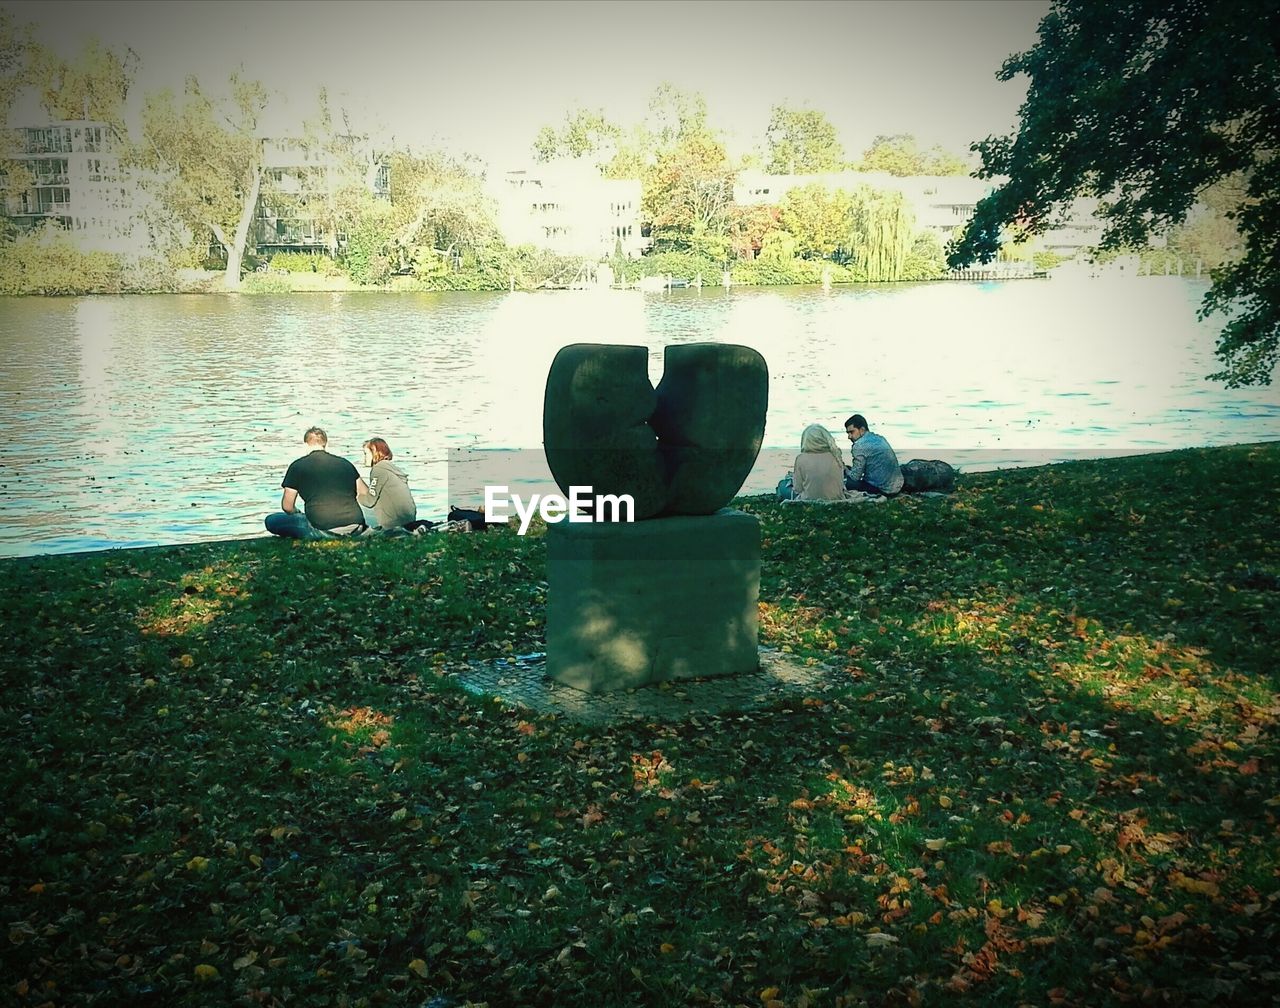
top-left (214, 164), bottom-right (263, 290)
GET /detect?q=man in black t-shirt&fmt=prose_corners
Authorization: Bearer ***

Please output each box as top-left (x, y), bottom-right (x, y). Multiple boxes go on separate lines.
top-left (264, 427), bottom-right (368, 539)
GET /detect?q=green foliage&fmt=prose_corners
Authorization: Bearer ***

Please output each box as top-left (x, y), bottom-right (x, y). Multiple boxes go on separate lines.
top-left (900, 229), bottom-right (948, 281)
top-left (344, 220), bottom-right (393, 286)
top-left (632, 249), bottom-right (721, 282)
top-left (859, 134), bottom-right (969, 176)
top-left (1033, 249), bottom-right (1067, 271)
top-left (119, 255), bottom-right (179, 293)
top-left (0, 10), bottom-right (39, 121)
top-left (406, 245), bottom-right (589, 293)
top-left (778, 183), bottom-right (853, 259)
top-left (948, 0), bottom-right (1279, 387)
top-left (138, 73), bottom-right (268, 286)
top-left (844, 186), bottom-right (916, 282)
top-left (269, 251), bottom-right (335, 274)
top-left (531, 107), bottom-right (622, 169)
top-left (644, 82), bottom-right (711, 151)
top-left (644, 132), bottom-right (734, 255)
top-left (431, 249), bottom-right (509, 291)
top-left (1154, 178), bottom-right (1248, 273)
top-left (0, 225), bottom-right (122, 294)
top-left (506, 246), bottom-right (589, 289)
top-left (2, 445), bottom-right (1277, 1006)
top-left (336, 187), bottom-right (397, 286)
top-left (33, 37), bottom-right (134, 129)
top-left (730, 256), bottom-right (835, 286)
top-left (764, 105), bottom-right (845, 174)
top-left (240, 271), bottom-right (294, 293)
top-left (387, 148), bottom-right (498, 262)
top-left (758, 230), bottom-right (798, 266)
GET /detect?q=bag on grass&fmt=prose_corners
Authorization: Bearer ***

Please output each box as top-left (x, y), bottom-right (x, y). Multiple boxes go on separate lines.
top-left (447, 506), bottom-right (508, 531)
top-left (899, 459), bottom-right (957, 493)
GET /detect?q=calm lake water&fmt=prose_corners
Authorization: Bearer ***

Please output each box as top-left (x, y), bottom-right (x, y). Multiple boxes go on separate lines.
top-left (1, 277), bottom-right (1277, 557)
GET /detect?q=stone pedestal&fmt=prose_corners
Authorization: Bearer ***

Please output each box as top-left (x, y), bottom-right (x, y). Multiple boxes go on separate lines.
top-left (546, 509), bottom-right (760, 693)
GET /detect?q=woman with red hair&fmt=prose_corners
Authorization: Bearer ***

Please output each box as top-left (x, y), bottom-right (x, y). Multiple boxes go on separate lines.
top-left (358, 437), bottom-right (418, 533)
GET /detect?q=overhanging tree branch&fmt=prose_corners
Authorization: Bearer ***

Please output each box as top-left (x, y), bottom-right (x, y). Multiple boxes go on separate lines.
top-left (948, 0), bottom-right (1280, 386)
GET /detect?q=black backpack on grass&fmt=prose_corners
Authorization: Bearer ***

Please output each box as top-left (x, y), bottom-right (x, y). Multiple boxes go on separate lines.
top-left (899, 459), bottom-right (957, 493)
top-left (447, 507), bottom-right (509, 531)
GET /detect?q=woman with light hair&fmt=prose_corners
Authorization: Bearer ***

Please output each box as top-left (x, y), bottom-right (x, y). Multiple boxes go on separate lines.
top-left (789, 423), bottom-right (847, 501)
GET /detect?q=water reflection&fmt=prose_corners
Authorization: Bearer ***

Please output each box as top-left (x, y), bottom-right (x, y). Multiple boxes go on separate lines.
top-left (0, 278), bottom-right (1276, 557)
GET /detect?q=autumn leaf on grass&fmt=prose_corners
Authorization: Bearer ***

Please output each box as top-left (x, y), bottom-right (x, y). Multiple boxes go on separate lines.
top-left (194, 964), bottom-right (219, 981)
top-left (408, 958), bottom-right (429, 978)
top-left (1170, 871), bottom-right (1220, 897)
top-left (760, 987), bottom-right (784, 1008)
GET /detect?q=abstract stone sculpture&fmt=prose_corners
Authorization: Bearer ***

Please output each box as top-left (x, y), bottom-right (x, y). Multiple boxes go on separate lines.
top-left (542, 342), bottom-right (768, 517)
top-left (545, 510), bottom-right (760, 692)
top-left (543, 342), bottom-right (769, 692)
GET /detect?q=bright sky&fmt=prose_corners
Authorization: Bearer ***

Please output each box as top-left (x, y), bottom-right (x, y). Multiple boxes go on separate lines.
top-left (5, 0), bottom-right (1050, 170)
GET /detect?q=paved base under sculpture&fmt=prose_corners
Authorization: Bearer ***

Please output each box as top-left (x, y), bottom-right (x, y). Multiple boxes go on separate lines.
top-left (450, 647), bottom-right (838, 726)
top-left (546, 508), bottom-right (760, 692)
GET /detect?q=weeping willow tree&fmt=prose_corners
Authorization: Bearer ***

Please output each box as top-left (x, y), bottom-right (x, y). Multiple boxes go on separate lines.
top-left (843, 186), bottom-right (916, 282)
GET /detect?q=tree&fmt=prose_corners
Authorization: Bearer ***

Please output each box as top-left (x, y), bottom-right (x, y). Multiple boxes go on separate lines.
top-left (920, 144), bottom-right (970, 176)
top-left (138, 74), bottom-right (268, 288)
top-left (386, 148), bottom-right (499, 270)
top-left (0, 9), bottom-right (38, 121)
top-left (860, 134), bottom-right (968, 176)
top-left (0, 10), bottom-right (40, 233)
top-left (644, 132), bottom-right (734, 258)
top-left (778, 183), bottom-right (852, 259)
top-left (727, 204), bottom-right (781, 261)
top-left (644, 83), bottom-right (710, 151)
top-left (901, 229), bottom-right (948, 281)
top-left (34, 38), bottom-right (136, 129)
top-left (947, 0), bottom-right (1280, 387)
top-left (843, 186), bottom-right (916, 282)
top-left (532, 108), bottom-right (620, 164)
top-left (764, 105), bottom-right (845, 174)
top-left (1162, 175), bottom-right (1248, 272)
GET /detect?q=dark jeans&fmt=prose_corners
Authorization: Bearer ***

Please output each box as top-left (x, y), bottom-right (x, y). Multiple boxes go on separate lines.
top-left (265, 512), bottom-right (365, 540)
top-left (845, 477), bottom-right (898, 497)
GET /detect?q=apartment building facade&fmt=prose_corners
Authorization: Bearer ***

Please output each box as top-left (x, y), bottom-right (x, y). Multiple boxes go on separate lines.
top-left (254, 136), bottom-right (391, 255)
top-left (3, 120), bottom-right (146, 254)
top-left (490, 163), bottom-right (646, 259)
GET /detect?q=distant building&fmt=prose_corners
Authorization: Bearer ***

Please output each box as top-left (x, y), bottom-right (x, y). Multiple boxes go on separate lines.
top-left (734, 169), bottom-right (998, 246)
top-left (734, 169), bottom-right (1102, 257)
top-left (490, 163), bottom-right (646, 259)
top-left (2, 120), bottom-right (147, 254)
top-left (1038, 198), bottom-right (1103, 257)
top-left (254, 136), bottom-right (390, 256)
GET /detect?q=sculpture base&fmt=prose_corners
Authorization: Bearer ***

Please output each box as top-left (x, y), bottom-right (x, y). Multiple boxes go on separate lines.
top-left (546, 509), bottom-right (760, 693)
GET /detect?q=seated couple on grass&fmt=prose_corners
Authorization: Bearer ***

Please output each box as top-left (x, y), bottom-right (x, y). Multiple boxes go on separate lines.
top-left (777, 414), bottom-right (904, 502)
top-left (265, 427), bottom-right (430, 540)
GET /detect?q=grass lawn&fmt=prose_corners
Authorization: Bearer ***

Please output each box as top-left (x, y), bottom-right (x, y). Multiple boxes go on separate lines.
top-left (3, 444), bottom-right (1278, 1007)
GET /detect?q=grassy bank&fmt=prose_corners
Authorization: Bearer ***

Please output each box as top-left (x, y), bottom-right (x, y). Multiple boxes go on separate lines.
top-left (3, 444), bottom-right (1278, 1007)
